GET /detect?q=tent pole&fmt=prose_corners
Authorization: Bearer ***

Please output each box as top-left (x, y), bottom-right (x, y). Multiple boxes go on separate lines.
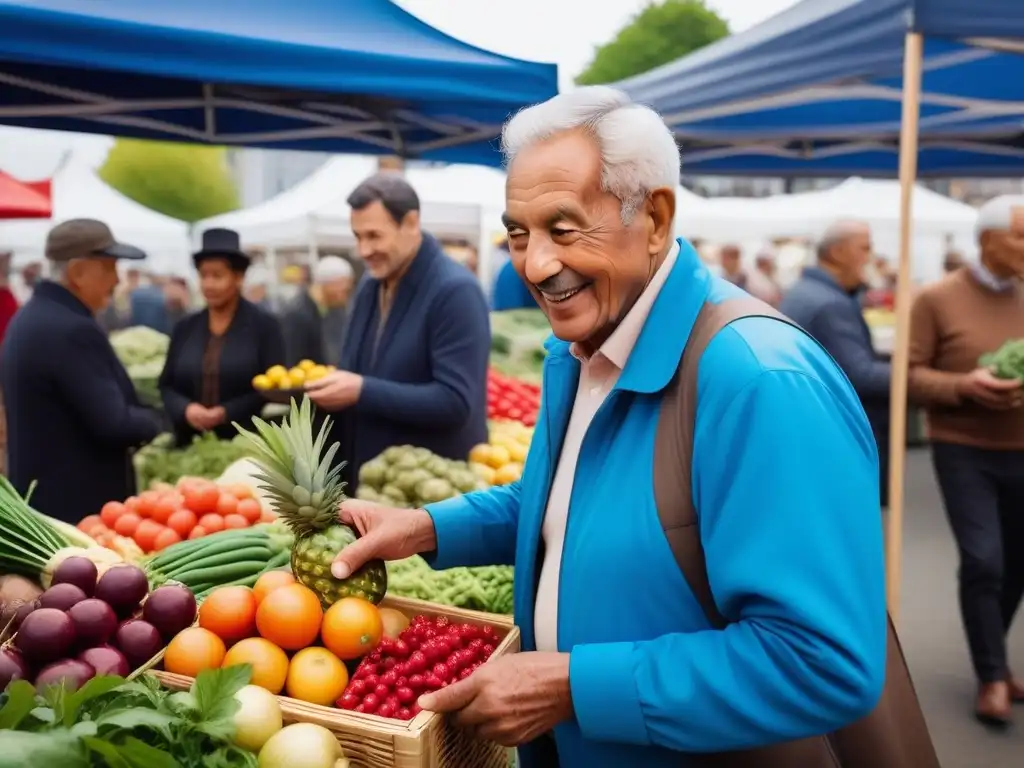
top-left (886, 31), bottom-right (924, 625)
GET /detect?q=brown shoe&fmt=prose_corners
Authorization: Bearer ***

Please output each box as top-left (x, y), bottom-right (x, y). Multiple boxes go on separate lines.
top-left (1008, 676), bottom-right (1024, 703)
top-left (976, 681), bottom-right (1012, 727)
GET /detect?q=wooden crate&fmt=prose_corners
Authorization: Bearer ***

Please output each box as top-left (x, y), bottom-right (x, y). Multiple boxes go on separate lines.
top-left (151, 595), bottom-right (520, 768)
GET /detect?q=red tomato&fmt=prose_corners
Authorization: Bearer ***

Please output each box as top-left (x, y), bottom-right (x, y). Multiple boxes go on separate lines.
top-left (236, 498), bottom-right (262, 524)
top-left (153, 527), bottom-right (182, 551)
top-left (78, 514), bottom-right (104, 536)
top-left (259, 509), bottom-right (277, 524)
top-left (134, 520), bottom-right (164, 552)
top-left (188, 525), bottom-right (208, 540)
top-left (136, 491), bottom-right (161, 519)
top-left (223, 513), bottom-right (249, 530)
top-left (183, 483), bottom-right (221, 515)
top-left (215, 492), bottom-right (238, 517)
top-left (123, 496), bottom-right (142, 515)
top-left (151, 495), bottom-right (180, 525)
top-left (99, 501), bottom-right (126, 527)
top-left (167, 509), bottom-right (198, 538)
top-left (113, 512), bottom-right (141, 537)
top-left (197, 514), bottom-right (225, 533)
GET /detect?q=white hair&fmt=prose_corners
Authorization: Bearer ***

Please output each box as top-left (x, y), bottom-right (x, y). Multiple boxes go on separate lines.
top-left (817, 219), bottom-right (870, 260)
top-left (313, 255), bottom-right (353, 283)
top-left (501, 86), bottom-right (680, 224)
top-left (976, 195), bottom-right (1024, 238)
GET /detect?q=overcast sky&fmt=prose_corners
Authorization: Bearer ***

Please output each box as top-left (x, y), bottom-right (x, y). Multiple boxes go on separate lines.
top-left (395, 0), bottom-right (801, 89)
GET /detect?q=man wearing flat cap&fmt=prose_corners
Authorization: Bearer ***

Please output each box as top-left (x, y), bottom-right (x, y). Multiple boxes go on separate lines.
top-left (1, 219), bottom-right (162, 523)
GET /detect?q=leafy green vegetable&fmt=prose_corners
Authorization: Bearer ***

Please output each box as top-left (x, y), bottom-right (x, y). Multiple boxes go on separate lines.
top-left (134, 432), bottom-right (253, 489)
top-left (387, 555), bottom-right (514, 615)
top-left (0, 667), bottom-right (257, 768)
top-left (980, 338), bottom-right (1024, 380)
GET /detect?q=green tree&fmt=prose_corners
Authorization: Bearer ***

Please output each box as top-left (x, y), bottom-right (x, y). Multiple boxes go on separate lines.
top-left (576, 0), bottom-right (730, 85)
top-left (99, 139), bottom-right (239, 223)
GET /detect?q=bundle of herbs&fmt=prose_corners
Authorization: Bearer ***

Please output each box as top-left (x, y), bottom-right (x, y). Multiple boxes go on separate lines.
top-left (0, 665), bottom-right (257, 768)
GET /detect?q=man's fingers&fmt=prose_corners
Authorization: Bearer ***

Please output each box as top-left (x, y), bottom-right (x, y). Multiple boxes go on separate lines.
top-left (418, 677), bottom-right (478, 713)
top-left (330, 533), bottom-right (379, 580)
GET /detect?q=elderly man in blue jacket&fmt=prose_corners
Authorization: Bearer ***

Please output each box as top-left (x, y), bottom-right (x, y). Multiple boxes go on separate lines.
top-left (327, 89), bottom-right (886, 767)
top-left (779, 221), bottom-right (892, 507)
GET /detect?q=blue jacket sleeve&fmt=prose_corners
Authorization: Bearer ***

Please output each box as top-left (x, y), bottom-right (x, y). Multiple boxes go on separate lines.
top-left (423, 481), bottom-right (521, 568)
top-left (811, 304), bottom-right (891, 398)
top-left (569, 369), bottom-right (886, 752)
top-left (358, 280), bottom-right (490, 428)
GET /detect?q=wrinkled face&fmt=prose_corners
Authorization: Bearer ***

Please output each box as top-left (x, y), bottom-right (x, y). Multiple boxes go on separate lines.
top-left (321, 276), bottom-right (352, 307)
top-left (981, 207), bottom-right (1024, 279)
top-left (503, 130), bottom-right (674, 352)
top-left (68, 257), bottom-right (120, 312)
top-left (198, 257), bottom-right (244, 309)
top-left (351, 200), bottom-right (420, 282)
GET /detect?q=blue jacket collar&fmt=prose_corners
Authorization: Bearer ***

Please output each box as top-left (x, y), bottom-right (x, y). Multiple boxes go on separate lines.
top-left (34, 280), bottom-right (93, 318)
top-left (543, 238), bottom-right (711, 394)
top-left (802, 266), bottom-right (860, 298)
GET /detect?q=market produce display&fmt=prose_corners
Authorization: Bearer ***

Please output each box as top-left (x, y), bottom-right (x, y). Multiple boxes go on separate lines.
top-left (1, 558), bottom-right (195, 692)
top-left (337, 613), bottom-right (501, 718)
top-left (980, 338), bottom-right (1024, 380)
top-left (470, 420), bottom-right (532, 486)
top-left (143, 523), bottom-right (293, 598)
top-left (252, 359), bottom-right (334, 391)
top-left (486, 368), bottom-right (540, 425)
top-left (110, 325), bottom-right (170, 408)
top-left (356, 444), bottom-right (486, 509)
top-left (489, 308), bottom-right (549, 383)
top-left (234, 397), bottom-right (388, 607)
top-left (387, 556), bottom-right (514, 615)
top-left (134, 432), bottom-right (255, 490)
top-left (83, 476), bottom-right (275, 556)
top-left (0, 663), bottom-right (324, 767)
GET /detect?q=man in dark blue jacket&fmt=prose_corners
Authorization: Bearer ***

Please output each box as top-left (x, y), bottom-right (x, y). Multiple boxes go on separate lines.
top-left (780, 220), bottom-right (892, 507)
top-left (1, 220), bottom-right (162, 523)
top-left (306, 173), bottom-right (490, 487)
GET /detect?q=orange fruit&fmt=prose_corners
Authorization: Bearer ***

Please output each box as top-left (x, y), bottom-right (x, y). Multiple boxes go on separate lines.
top-left (285, 647), bottom-right (348, 706)
top-left (164, 627), bottom-right (226, 677)
top-left (223, 637), bottom-right (290, 694)
top-left (253, 571), bottom-right (296, 605)
top-left (321, 598), bottom-right (383, 661)
top-left (256, 584), bottom-right (322, 650)
top-left (198, 586), bottom-right (258, 644)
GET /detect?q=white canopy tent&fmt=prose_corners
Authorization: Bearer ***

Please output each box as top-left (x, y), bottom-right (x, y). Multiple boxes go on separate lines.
top-left (0, 151), bottom-right (191, 273)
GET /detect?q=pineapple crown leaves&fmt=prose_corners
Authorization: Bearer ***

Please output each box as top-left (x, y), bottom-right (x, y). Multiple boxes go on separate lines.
top-left (232, 396), bottom-right (348, 508)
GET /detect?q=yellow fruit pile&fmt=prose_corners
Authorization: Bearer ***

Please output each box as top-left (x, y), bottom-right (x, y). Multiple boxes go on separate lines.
top-left (252, 359), bottom-right (335, 391)
top-left (469, 420), bottom-right (532, 485)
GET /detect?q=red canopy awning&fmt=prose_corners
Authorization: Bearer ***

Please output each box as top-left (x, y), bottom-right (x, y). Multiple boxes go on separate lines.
top-left (0, 171), bottom-right (51, 219)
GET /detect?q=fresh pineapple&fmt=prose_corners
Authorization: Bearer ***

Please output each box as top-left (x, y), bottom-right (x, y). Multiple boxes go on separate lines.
top-left (233, 396), bottom-right (387, 606)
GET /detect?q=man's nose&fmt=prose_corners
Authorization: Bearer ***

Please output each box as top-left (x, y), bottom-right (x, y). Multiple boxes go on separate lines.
top-left (523, 241), bottom-right (562, 286)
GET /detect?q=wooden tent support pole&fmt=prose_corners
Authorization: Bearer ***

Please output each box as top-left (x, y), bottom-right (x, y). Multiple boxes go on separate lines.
top-left (886, 31), bottom-right (925, 626)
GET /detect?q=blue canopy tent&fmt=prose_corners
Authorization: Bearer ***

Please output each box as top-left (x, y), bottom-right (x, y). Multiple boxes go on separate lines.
top-left (616, 0), bottom-right (1024, 177)
top-left (618, 0), bottom-right (1024, 618)
top-left (0, 0), bottom-right (557, 166)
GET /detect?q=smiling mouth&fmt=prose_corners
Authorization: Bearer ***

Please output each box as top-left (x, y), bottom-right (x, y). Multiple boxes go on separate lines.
top-left (540, 283), bottom-right (590, 303)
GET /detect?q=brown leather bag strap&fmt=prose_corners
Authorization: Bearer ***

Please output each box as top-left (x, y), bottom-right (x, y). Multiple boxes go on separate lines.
top-left (653, 297), bottom-right (800, 627)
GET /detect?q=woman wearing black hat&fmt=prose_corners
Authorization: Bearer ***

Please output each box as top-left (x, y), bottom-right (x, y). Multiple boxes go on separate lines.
top-left (158, 229), bottom-right (285, 446)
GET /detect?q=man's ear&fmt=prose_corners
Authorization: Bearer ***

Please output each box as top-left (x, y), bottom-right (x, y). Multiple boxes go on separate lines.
top-left (646, 187), bottom-right (675, 257)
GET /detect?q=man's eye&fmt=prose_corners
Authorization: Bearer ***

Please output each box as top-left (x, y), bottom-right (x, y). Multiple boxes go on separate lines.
top-left (507, 229), bottom-right (526, 239)
top-left (551, 229), bottom-right (575, 237)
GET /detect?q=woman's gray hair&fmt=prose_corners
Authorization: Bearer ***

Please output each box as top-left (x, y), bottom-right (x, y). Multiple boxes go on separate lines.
top-left (501, 86), bottom-right (681, 224)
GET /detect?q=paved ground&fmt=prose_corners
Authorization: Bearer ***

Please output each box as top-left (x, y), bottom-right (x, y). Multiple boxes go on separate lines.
top-left (899, 447), bottom-right (1024, 767)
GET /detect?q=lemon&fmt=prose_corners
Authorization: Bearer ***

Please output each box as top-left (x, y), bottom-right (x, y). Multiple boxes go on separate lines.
top-left (494, 462), bottom-right (523, 485)
top-left (486, 445), bottom-right (511, 469)
top-left (306, 365), bottom-right (328, 382)
top-left (266, 365), bottom-right (288, 384)
top-left (278, 375), bottom-right (293, 390)
top-left (298, 359), bottom-right (316, 372)
top-left (471, 462), bottom-right (496, 485)
top-left (508, 441), bottom-right (527, 463)
top-left (287, 367), bottom-right (306, 385)
top-left (252, 374), bottom-right (273, 391)
top-left (469, 443), bottom-right (492, 465)
top-left (325, 365), bottom-right (337, 372)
